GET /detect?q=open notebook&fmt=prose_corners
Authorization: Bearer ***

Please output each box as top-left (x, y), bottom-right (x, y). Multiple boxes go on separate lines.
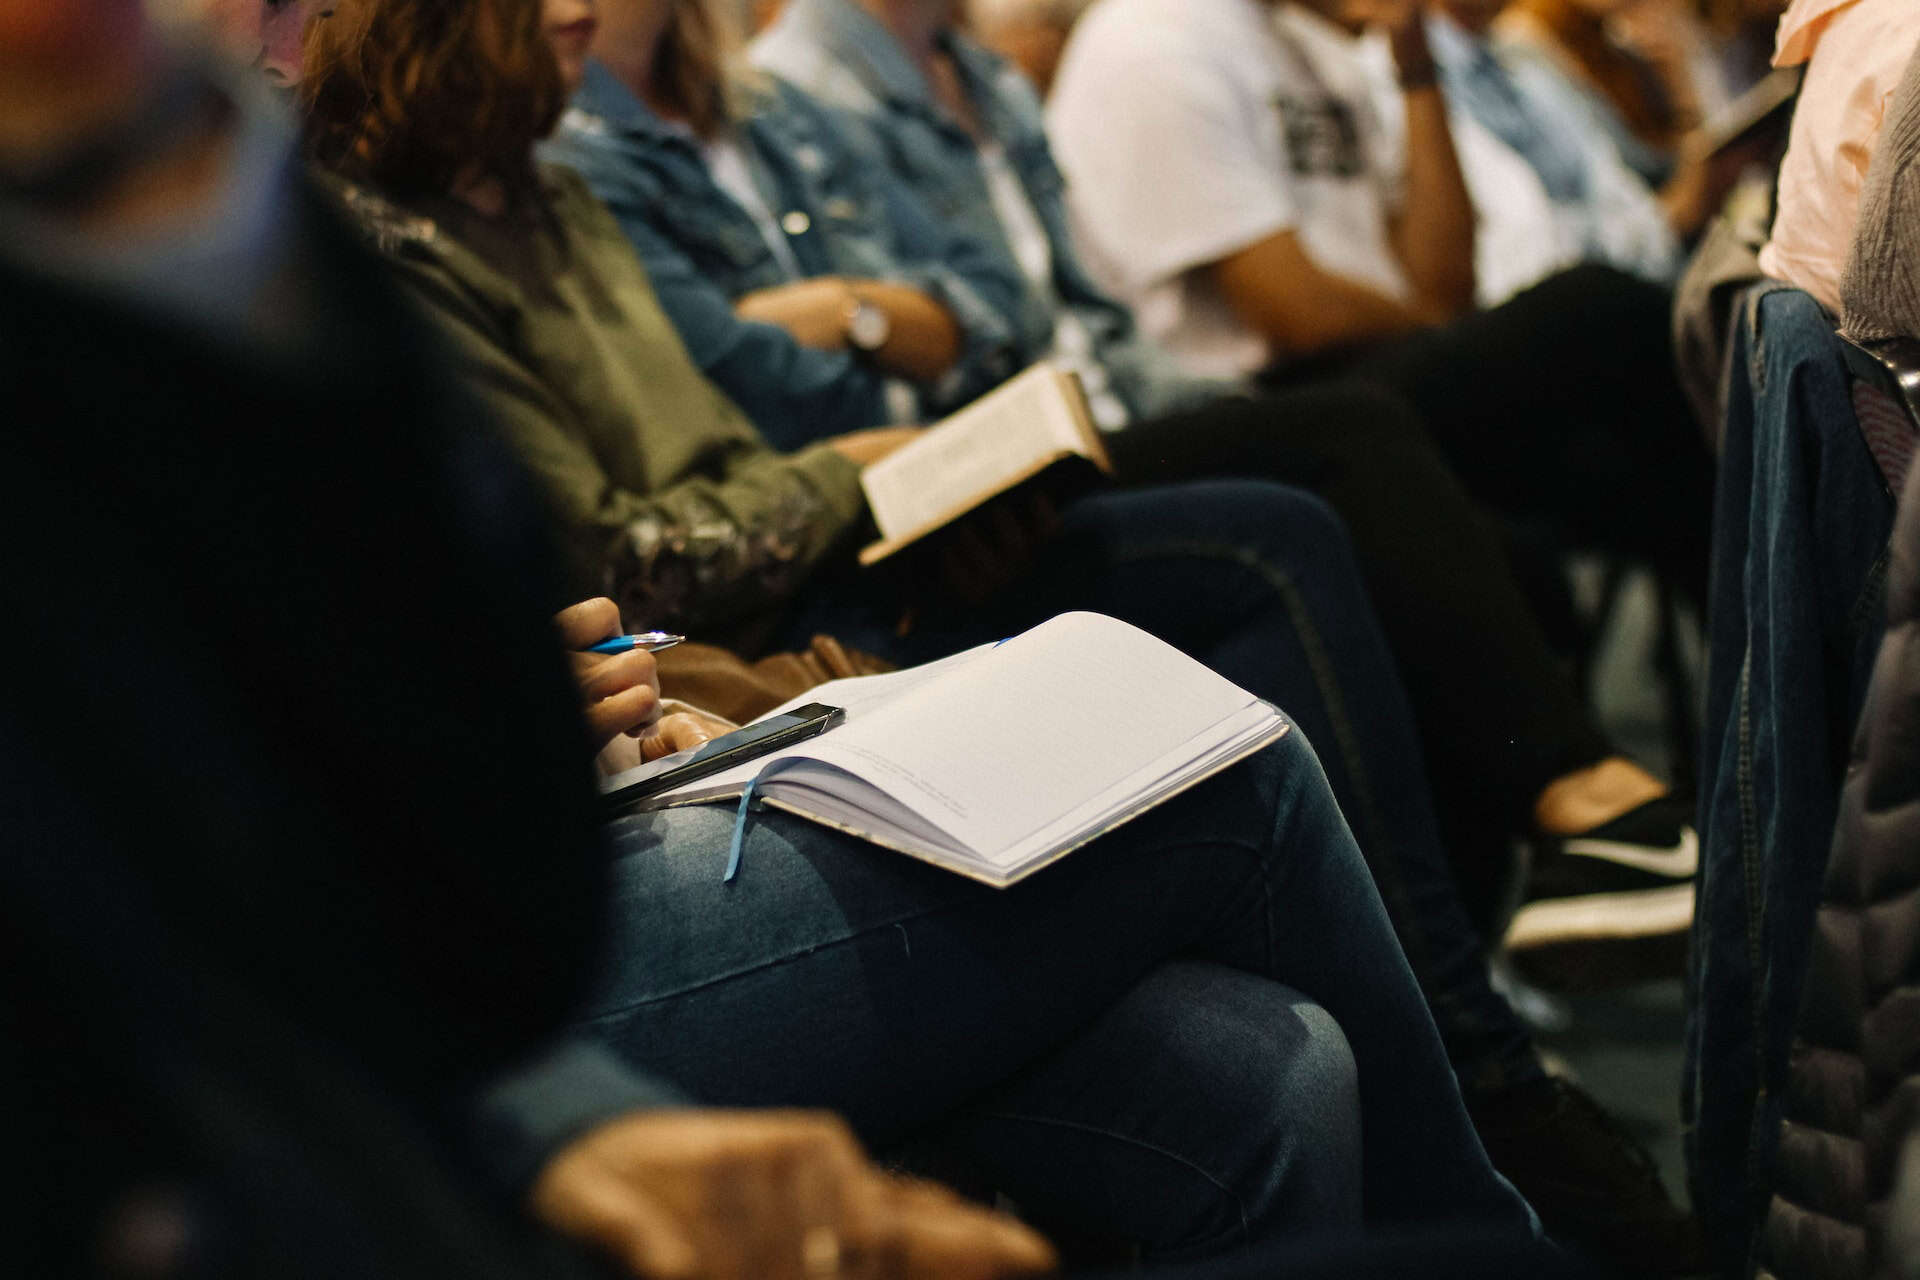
top-left (608, 613), bottom-right (1288, 887)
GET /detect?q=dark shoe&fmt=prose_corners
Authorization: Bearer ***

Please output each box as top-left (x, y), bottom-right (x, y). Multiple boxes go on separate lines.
top-left (1507, 796), bottom-right (1696, 988)
top-left (1469, 1075), bottom-right (1709, 1276)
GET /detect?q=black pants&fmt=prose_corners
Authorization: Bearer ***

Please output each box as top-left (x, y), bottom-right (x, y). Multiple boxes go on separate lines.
top-left (1273, 264), bottom-right (1714, 605)
top-left (1107, 380), bottom-right (1612, 925)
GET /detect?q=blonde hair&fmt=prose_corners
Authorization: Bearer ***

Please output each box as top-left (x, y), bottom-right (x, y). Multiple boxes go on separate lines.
top-left (655, 0), bottom-right (763, 138)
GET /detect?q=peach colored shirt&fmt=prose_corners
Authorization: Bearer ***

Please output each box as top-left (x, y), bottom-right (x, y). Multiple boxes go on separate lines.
top-left (1758, 0), bottom-right (1920, 313)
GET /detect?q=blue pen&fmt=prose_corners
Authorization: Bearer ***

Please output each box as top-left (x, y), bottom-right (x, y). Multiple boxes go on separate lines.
top-left (586, 631), bottom-right (686, 655)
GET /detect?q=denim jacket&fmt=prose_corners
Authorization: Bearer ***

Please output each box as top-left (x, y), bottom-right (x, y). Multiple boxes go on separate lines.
top-left (542, 62), bottom-right (1021, 450)
top-left (1687, 285), bottom-right (1896, 1268)
top-left (752, 0), bottom-right (1231, 421)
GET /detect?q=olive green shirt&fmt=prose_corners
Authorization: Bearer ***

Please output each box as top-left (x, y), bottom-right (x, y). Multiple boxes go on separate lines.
top-left (330, 166), bottom-right (866, 637)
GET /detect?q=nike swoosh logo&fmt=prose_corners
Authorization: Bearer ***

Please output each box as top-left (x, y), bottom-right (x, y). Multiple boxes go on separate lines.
top-left (1561, 826), bottom-right (1699, 878)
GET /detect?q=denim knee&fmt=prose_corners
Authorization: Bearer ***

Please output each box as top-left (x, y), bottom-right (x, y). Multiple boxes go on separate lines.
top-left (1182, 479), bottom-right (1350, 558)
top-left (1133, 966), bottom-right (1362, 1259)
top-left (1106, 963), bottom-right (1364, 1257)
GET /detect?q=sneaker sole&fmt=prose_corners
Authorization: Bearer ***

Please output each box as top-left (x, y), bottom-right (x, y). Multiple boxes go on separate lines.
top-left (1505, 883), bottom-right (1696, 949)
top-left (1504, 884), bottom-right (1695, 991)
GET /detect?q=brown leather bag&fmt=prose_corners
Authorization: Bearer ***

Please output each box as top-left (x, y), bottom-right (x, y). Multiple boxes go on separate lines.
top-left (653, 635), bottom-right (896, 724)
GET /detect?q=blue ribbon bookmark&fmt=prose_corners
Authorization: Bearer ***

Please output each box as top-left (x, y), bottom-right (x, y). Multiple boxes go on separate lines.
top-left (724, 774), bottom-right (764, 883)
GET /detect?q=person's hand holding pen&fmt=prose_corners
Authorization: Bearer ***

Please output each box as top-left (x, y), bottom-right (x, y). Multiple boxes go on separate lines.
top-left (553, 598), bottom-right (729, 766)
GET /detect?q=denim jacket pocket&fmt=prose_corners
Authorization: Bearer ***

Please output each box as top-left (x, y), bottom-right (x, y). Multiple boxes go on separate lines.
top-left (653, 193), bottom-right (786, 289)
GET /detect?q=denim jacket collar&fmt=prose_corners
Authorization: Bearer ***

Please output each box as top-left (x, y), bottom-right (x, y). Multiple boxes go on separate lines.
top-left (779, 0), bottom-right (976, 138)
top-left (569, 59), bottom-right (697, 153)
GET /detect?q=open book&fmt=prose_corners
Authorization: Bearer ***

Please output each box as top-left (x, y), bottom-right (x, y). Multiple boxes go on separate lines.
top-left (613, 613), bottom-right (1288, 887)
top-left (858, 362), bottom-right (1114, 566)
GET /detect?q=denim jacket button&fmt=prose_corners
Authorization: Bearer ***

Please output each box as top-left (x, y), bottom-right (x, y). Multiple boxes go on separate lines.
top-left (781, 210), bottom-right (812, 236)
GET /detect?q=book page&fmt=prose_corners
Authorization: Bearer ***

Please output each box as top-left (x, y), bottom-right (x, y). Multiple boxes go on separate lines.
top-left (783, 613), bottom-right (1269, 857)
top-left (861, 364), bottom-right (1091, 539)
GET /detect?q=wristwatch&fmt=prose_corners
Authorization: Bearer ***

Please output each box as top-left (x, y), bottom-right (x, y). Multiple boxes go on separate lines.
top-left (844, 292), bottom-right (892, 354)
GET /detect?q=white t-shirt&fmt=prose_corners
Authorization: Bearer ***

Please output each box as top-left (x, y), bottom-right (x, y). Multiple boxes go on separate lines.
top-left (1047, 0), bottom-right (1410, 377)
top-left (701, 133), bottom-right (807, 281)
top-left (1356, 18), bottom-right (1677, 306)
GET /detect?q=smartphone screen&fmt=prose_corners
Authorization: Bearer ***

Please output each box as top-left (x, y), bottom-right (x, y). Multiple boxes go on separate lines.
top-left (600, 702), bottom-right (844, 812)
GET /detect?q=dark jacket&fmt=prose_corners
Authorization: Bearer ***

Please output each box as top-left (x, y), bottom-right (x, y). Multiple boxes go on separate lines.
top-left (0, 181), bottom-right (669, 1278)
top-left (1759, 443), bottom-right (1920, 1280)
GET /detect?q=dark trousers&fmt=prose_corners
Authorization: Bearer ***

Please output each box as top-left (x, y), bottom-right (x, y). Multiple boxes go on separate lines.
top-left (777, 480), bottom-right (1541, 1098)
top-left (1270, 265), bottom-right (1716, 608)
top-left (1107, 383), bottom-right (1613, 927)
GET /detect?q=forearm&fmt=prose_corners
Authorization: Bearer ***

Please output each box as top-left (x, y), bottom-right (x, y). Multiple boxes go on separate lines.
top-left (1392, 84), bottom-right (1477, 316)
top-left (1270, 275), bottom-right (1438, 353)
top-left (734, 278), bottom-right (961, 383)
top-left (1211, 235), bottom-right (1439, 358)
top-left (847, 280), bottom-right (961, 382)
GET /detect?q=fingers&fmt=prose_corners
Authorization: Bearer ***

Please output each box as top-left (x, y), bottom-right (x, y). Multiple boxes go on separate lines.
top-left (532, 1110), bottom-right (1052, 1280)
top-left (640, 712), bottom-right (724, 762)
top-left (532, 1157), bottom-right (703, 1280)
top-left (574, 647), bottom-right (663, 745)
top-left (554, 596), bottom-right (624, 650)
top-left (573, 647), bottom-right (661, 702)
top-left (850, 1176), bottom-right (1056, 1280)
top-left (898, 1197), bottom-right (1057, 1279)
top-left (687, 1114), bottom-right (868, 1280)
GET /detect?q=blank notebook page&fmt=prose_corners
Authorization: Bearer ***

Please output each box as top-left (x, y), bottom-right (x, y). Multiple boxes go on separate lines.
top-left (789, 612), bottom-right (1265, 855)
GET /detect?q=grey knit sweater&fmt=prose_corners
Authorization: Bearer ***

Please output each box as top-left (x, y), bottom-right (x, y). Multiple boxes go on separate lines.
top-left (1840, 39), bottom-right (1920, 344)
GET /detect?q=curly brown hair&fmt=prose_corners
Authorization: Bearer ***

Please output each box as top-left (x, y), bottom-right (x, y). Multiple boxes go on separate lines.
top-left (300, 0), bottom-right (565, 206)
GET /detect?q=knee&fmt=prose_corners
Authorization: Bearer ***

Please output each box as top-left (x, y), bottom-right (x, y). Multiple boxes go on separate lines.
top-left (1311, 383), bottom-right (1430, 448)
top-left (1236, 996), bottom-right (1362, 1236)
top-left (1130, 965), bottom-right (1363, 1257)
top-left (1188, 480), bottom-right (1354, 566)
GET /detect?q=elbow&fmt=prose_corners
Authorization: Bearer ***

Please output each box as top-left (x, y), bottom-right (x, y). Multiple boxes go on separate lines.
top-left (1425, 276), bottom-right (1476, 322)
top-left (1265, 315), bottom-right (1348, 359)
top-left (1411, 257), bottom-right (1476, 321)
top-left (1253, 298), bottom-right (1371, 359)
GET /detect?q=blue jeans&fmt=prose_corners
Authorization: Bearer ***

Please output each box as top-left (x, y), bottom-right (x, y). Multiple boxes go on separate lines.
top-left (780, 480), bottom-right (1541, 1100)
top-left (1687, 287), bottom-right (1895, 1268)
top-left (580, 729), bottom-right (1534, 1258)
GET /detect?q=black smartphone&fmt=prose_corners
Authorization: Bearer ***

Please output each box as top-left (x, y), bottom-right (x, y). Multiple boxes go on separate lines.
top-left (599, 702), bottom-right (845, 812)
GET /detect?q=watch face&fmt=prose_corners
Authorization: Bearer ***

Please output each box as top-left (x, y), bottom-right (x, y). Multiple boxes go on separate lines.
top-left (848, 300), bottom-right (892, 352)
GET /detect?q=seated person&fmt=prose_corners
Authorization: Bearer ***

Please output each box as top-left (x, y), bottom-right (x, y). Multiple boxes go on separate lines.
top-left (296, 0), bottom-right (1693, 1267)
top-left (0, 7), bottom-right (1046, 1275)
top-left (5, 0), bottom-right (1535, 1267)
top-left (1495, 0), bottom-right (1717, 182)
top-left (562, 0), bottom-right (1702, 975)
top-left (1037, 0), bottom-right (1710, 563)
top-left (1411, 0), bottom-right (1740, 302)
top-left (1755, 0), bottom-right (1919, 315)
